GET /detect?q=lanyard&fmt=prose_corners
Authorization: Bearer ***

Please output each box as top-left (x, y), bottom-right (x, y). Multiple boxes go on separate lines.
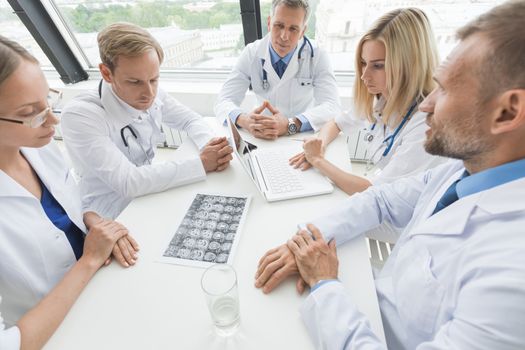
top-left (371, 101), bottom-right (418, 157)
top-left (364, 101), bottom-right (418, 176)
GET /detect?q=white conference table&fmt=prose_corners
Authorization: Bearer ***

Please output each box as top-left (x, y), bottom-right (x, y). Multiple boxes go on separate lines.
top-left (46, 121), bottom-right (384, 350)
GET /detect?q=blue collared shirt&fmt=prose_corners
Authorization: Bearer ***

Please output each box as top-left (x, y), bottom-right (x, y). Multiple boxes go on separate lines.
top-left (456, 158), bottom-right (525, 199)
top-left (228, 42), bottom-right (313, 132)
top-left (269, 43), bottom-right (295, 66)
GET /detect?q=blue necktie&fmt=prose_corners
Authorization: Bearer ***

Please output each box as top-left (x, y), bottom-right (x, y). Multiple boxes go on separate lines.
top-left (432, 171), bottom-right (469, 215)
top-left (274, 59), bottom-right (287, 79)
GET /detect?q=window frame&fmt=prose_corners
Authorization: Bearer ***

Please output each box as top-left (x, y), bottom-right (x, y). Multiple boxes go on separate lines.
top-left (6, 0), bottom-right (88, 84)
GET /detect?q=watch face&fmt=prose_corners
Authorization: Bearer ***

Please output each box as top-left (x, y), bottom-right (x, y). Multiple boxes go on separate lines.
top-left (288, 121), bottom-right (298, 135)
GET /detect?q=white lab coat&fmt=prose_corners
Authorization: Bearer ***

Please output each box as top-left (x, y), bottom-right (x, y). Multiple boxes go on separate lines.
top-left (0, 296), bottom-right (20, 350)
top-left (336, 96), bottom-right (445, 185)
top-left (61, 81), bottom-right (215, 219)
top-left (336, 97), bottom-right (446, 242)
top-left (300, 160), bottom-right (525, 349)
top-left (214, 34), bottom-right (341, 131)
top-left (0, 142), bottom-right (84, 332)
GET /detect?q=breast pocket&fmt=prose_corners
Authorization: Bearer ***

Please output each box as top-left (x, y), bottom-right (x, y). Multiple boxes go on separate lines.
top-left (293, 77), bottom-right (314, 91)
top-left (394, 245), bottom-right (445, 338)
top-left (290, 78), bottom-right (313, 109)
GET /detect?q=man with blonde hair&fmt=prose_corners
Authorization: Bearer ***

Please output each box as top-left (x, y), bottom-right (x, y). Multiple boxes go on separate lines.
top-left (62, 23), bottom-right (233, 220)
top-left (256, 1), bottom-right (525, 348)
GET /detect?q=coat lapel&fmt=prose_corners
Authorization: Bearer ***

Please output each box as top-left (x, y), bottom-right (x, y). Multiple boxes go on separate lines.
top-left (409, 177), bottom-right (525, 237)
top-left (409, 193), bottom-right (479, 236)
top-left (256, 34), bottom-right (302, 89)
top-left (22, 147), bottom-right (62, 201)
top-left (0, 170), bottom-right (33, 198)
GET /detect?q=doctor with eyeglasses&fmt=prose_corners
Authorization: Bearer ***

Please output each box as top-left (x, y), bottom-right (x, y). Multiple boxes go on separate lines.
top-left (214, 0), bottom-right (340, 140)
top-left (61, 23), bottom-right (233, 219)
top-left (0, 36), bottom-right (133, 350)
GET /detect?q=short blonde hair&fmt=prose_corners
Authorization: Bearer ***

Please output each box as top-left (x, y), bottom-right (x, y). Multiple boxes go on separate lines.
top-left (354, 8), bottom-right (438, 124)
top-left (97, 22), bottom-right (164, 72)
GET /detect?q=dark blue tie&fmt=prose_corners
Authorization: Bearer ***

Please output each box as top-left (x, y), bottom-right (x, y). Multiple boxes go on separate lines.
top-left (432, 171), bottom-right (469, 215)
top-left (274, 59), bottom-right (287, 79)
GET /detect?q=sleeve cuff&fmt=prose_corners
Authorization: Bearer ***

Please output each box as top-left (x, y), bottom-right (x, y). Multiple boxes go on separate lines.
top-left (296, 223), bottom-right (336, 245)
top-left (0, 325), bottom-right (21, 350)
top-left (310, 279), bottom-right (339, 293)
top-left (228, 109), bottom-right (243, 125)
top-left (297, 114), bottom-right (313, 132)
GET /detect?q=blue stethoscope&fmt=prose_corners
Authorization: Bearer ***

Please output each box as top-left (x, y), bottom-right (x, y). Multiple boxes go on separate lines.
top-left (262, 36), bottom-right (314, 90)
top-left (365, 101), bottom-right (418, 158)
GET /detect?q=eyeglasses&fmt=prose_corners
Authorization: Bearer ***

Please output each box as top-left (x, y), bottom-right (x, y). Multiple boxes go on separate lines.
top-left (0, 88), bottom-right (62, 128)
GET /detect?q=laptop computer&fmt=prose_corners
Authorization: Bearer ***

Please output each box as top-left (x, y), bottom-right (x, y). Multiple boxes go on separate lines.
top-left (226, 118), bottom-right (333, 202)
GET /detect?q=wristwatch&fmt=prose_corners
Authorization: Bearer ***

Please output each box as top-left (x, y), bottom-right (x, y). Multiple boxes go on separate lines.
top-left (287, 118), bottom-right (298, 135)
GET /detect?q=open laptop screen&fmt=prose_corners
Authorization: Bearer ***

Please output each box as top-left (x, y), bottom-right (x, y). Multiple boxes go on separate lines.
top-left (226, 119), bottom-right (261, 188)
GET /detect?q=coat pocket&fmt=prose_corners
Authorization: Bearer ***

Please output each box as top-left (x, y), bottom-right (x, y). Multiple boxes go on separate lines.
top-left (394, 246), bottom-right (445, 337)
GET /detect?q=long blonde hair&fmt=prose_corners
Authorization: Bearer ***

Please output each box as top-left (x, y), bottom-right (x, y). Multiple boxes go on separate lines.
top-left (354, 8), bottom-right (438, 125)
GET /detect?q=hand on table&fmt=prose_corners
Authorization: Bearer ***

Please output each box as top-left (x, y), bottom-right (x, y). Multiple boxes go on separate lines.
top-left (287, 224), bottom-right (338, 288)
top-left (255, 243), bottom-right (307, 294)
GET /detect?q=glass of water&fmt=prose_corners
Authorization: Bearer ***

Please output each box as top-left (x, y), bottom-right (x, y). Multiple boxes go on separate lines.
top-left (201, 264), bottom-right (240, 336)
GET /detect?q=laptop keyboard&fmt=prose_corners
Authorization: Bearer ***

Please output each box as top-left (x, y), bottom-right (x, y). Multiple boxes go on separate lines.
top-left (256, 150), bottom-right (305, 194)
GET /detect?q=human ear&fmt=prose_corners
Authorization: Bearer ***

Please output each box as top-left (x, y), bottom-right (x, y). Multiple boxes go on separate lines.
top-left (99, 63), bottom-right (113, 83)
top-left (491, 89), bottom-right (525, 135)
top-left (301, 24), bottom-right (307, 38)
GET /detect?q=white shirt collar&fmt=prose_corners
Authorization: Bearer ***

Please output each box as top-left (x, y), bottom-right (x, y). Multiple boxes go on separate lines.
top-left (100, 80), bottom-right (163, 129)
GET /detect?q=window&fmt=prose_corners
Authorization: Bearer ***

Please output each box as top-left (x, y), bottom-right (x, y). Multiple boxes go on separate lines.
top-left (3, 0), bottom-right (508, 78)
top-left (312, 0), bottom-right (507, 72)
top-left (0, 0), bottom-right (52, 67)
top-left (54, 0), bottom-right (245, 70)
top-left (344, 21), bottom-right (351, 35)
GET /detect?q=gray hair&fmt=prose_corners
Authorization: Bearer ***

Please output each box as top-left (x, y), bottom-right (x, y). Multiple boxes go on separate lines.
top-left (271, 0), bottom-right (310, 24)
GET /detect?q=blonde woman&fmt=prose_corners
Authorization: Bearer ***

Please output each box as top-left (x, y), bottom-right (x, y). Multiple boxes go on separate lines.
top-left (290, 8), bottom-right (445, 198)
top-left (254, 8), bottom-right (447, 291)
top-left (0, 36), bottom-right (135, 349)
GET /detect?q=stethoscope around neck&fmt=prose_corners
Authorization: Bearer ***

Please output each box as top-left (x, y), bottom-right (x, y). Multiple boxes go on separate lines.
top-left (363, 101), bottom-right (418, 175)
top-left (261, 36), bottom-right (314, 90)
top-left (98, 80), bottom-right (152, 165)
